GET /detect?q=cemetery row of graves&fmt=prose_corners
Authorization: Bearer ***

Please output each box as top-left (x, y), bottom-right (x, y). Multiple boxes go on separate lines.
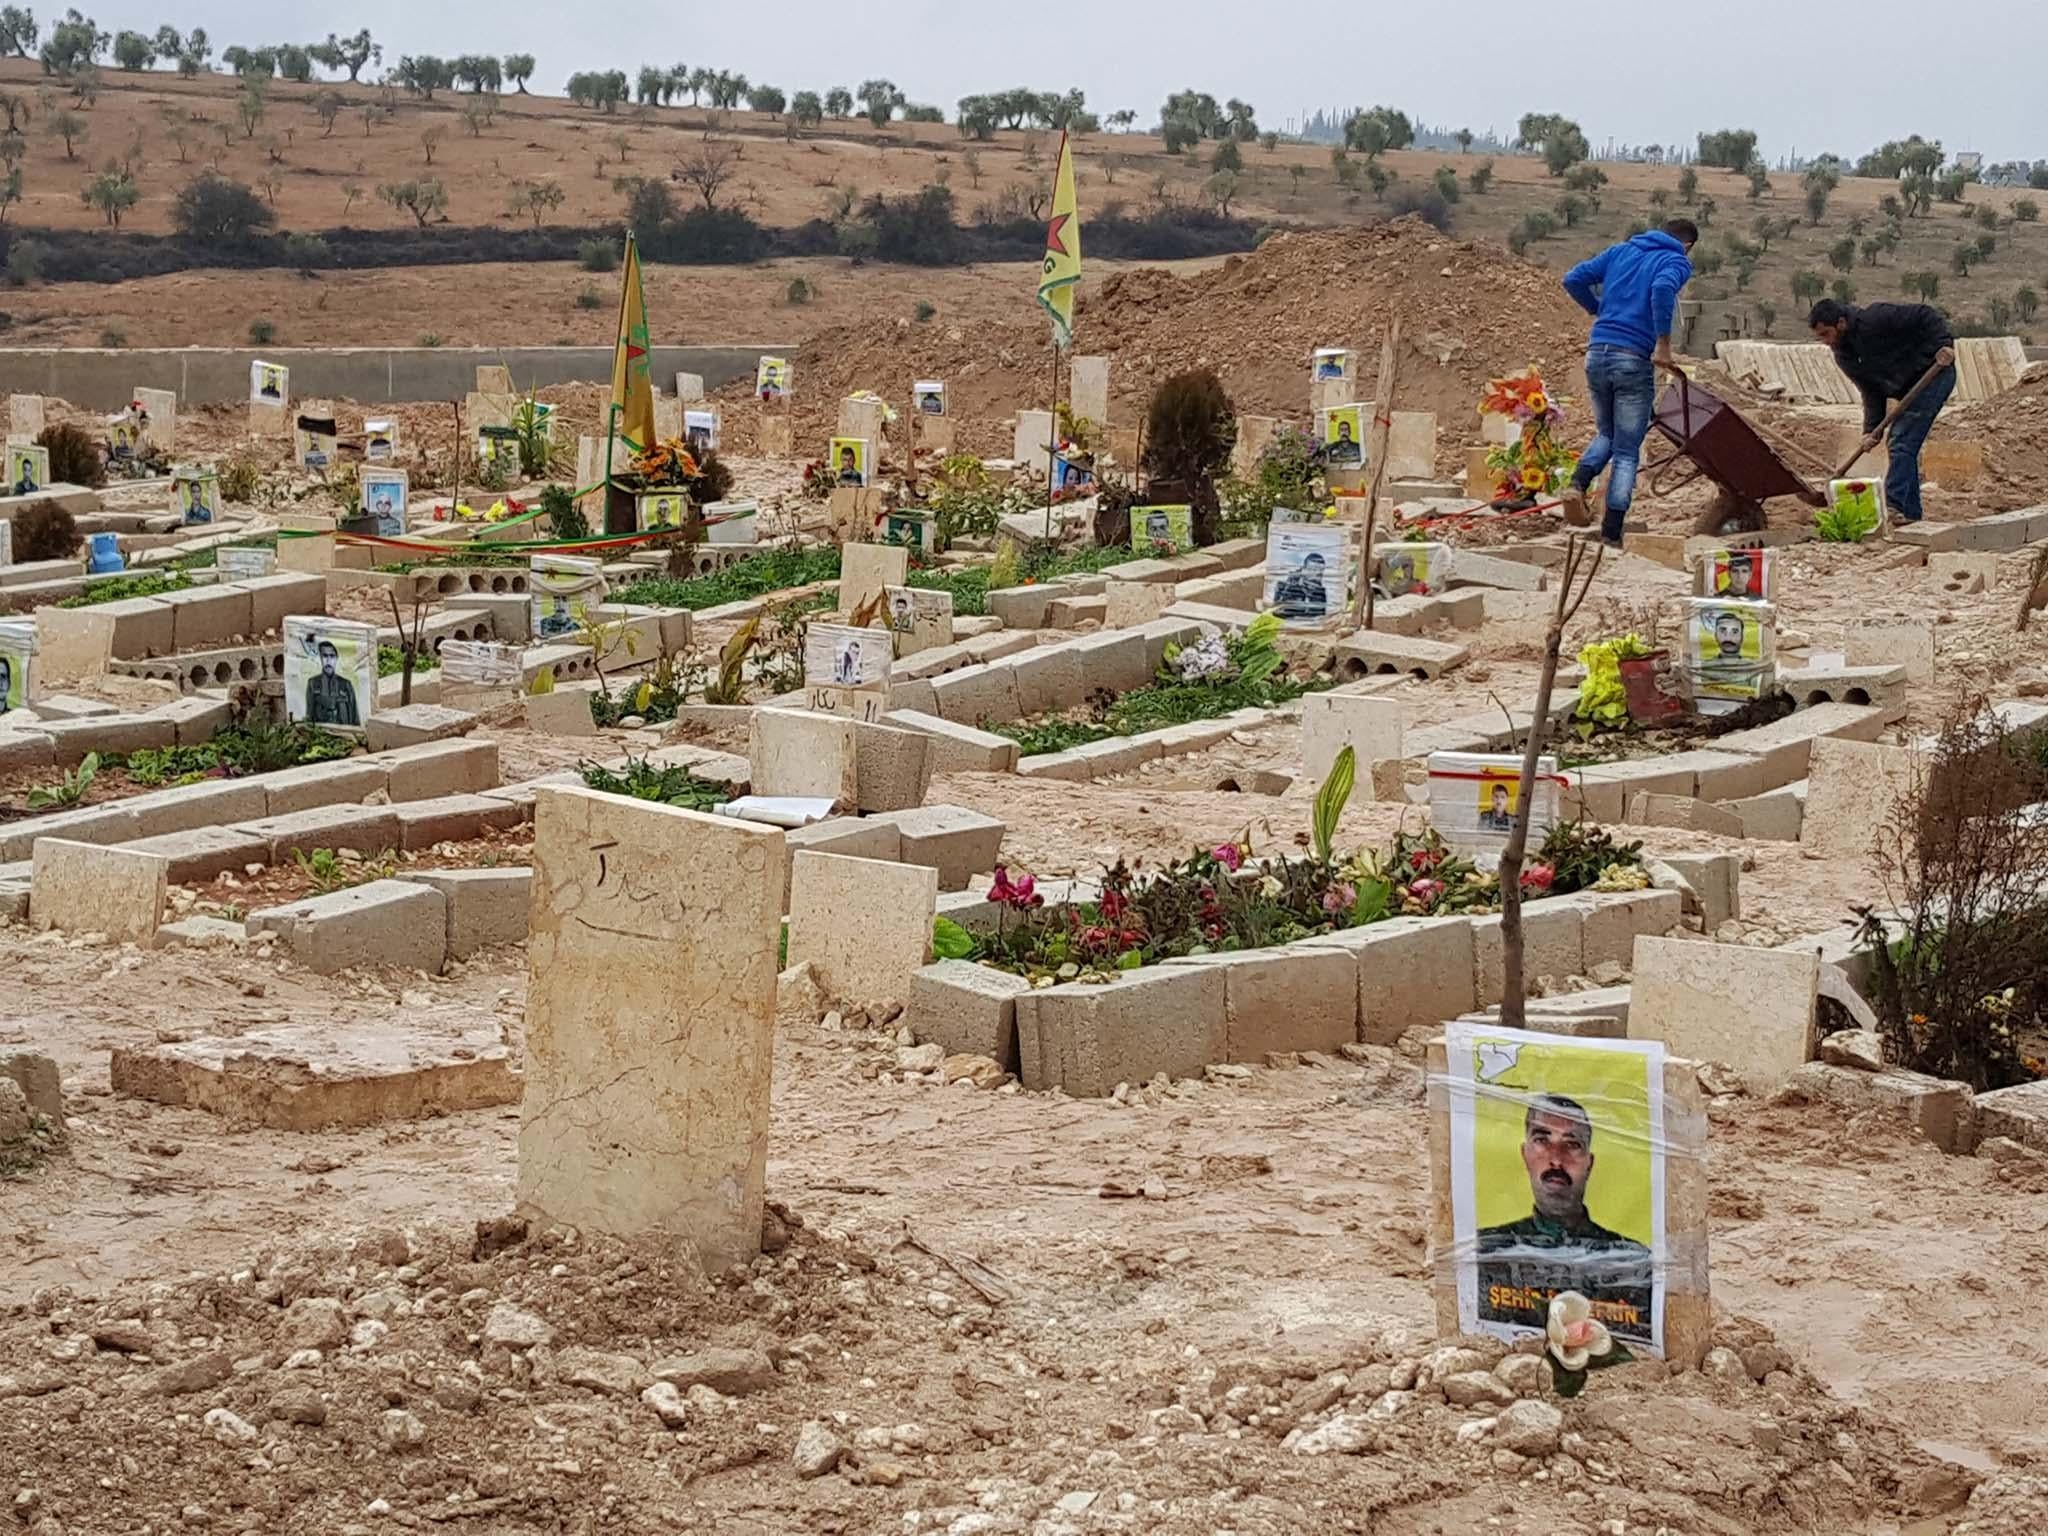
top-left (4, 331), bottom-right (2048, 1532)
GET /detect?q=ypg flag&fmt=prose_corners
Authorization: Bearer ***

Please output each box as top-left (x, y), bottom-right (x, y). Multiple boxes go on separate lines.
top-left (1037, 130), bottom-right (1082, 349)
top-left (610, 234), bottom-right (657, 453)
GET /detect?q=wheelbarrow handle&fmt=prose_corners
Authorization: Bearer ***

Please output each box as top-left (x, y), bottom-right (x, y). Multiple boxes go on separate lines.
top-left (1829, 355), bottom-right (1955, 482)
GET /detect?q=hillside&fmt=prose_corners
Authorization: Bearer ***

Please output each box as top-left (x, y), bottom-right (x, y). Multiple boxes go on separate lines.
top-left (2, 59), bottom-right (2045, 352)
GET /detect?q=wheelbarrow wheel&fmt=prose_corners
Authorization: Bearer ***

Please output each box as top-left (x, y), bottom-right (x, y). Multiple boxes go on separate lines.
top-left (1693, 486), bottom-right (1766, 537)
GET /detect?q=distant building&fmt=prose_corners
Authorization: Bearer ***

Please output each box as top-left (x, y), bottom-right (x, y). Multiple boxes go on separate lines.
top-left (1955, 151), bottom-right (1984, 174)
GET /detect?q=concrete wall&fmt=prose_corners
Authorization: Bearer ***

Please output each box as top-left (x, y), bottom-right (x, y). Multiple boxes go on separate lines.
top-left (0, 346), bottom-right (786, 412)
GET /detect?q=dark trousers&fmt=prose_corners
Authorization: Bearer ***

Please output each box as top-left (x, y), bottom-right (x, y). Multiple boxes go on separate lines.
top-left (1881, 366), bottom-right (1956, 522)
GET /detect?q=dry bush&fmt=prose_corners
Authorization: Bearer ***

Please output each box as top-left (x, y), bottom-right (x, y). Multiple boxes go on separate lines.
top-left (11, 500), bottom-right (82, 561)
top-left (1858, 697), bottom-right (2048, 1090)
top-left (34, 421), bottom-right (105, 488)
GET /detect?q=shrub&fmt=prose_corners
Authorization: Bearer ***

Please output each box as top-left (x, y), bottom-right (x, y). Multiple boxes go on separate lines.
top-left (247, 317), bottom-right (276, 344)
top-left (786, 276), bottom-right (811, 304)
top-left (573, 283), bottom-right (603, 310)
top-left (10, 499), bottom-right (83, 560)
top-left (678, 449), bottom-right (735, 507)
top-left (1142, 369), bottom-right (1237, 546)
top-left (417, 332), bottom-right (443, 347)
top-left (218, 455), bottom-right (261, 503)
top-left (5, 238), bottom-right (41, 285)
top-left (577, 237), bottom-right (617, 272)
top-left (861, 185), bottom-right (963, 265)
top-left (97, 326), bottom-right (125, 348)
top-left (35, 423), bottom-right (105, 489)
top-left (914, 300), bottom-right (936, 322)
top-left (281, 232), bottom-right (330, 269)
top-left (171, 174), bottom-right (276, 246)
top-left (1386, 184), bottom-right (1453, 232)
top-left (539, 483), bottom-right (589, 541)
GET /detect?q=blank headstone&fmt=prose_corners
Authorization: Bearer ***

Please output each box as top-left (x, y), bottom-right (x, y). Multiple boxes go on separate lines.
top-left (1385, 410), bottom-right (1439, 481)
top-left (1801, 737), bottom-right (1923, 859)
top-left (1068, 355), bottom-right (1111, 426)
top-left (7, 395), bottom-right (44, 441)
top-left (840, 542), bottom-right (909, 617)
top-left (519, 787), bottom-right (784, 1269)
top-left (1301, 691), bottom-right (1404, 789)
top-left (838, 396), bottom-right (888, 444)
top-left (1012, 409), bottom-right (1056, 466)
top-left (786, 851), bottom-right (937, 1006)
top-left (1628, 935), bottom-right (1817, 1090)
top-left (133, 387), bottom-right (177, 453)
top-left (1845, 622), bottom-right (1934, 685)
top-left (475, 365), bottom-right (513, 396)
top-left (675, 372), bottom-right (705, 402)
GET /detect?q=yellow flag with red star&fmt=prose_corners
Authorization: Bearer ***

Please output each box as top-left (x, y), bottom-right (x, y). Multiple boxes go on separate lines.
top-left (1037, 130), bottom-right (1081, 349)
top-left (609, 233), bottom-right (656, 453)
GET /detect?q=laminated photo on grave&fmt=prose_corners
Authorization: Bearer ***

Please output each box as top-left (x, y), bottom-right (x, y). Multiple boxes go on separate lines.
top-left (637, 491), bottom-right (689, 532)
top-left (172, 467), bottom-right (223, 527)
top-left (440, 640), bottom-right (526, 687)
top-left (684, 409), bottom-right (720, 454)
top-left (1702, 547), bottom-right (1771, 602)
top-left (1052, 454), bottom-right (1094, 495)
top-left (1685, 598), bottom-right (1775, 706)
top-left (1377, 541), bottom-right (1445, 598)
top-left (217, 546), bottom-right (277, 580)
top-left (365, 419), bottom-right (398, 462)
top-left (106, 414), bottom-right (140, 464)
top-left (1313, 348), bottom-right (1355, 382)
top-left (883, 510), bottom-right (936, 553)
top-left (531, 555), bottom-right (607, 641)
top-left (1263, 523), bottom-right (1347, 625)
top-left (283, 616), bottom-right (375, 730)
top-left (829, 437), bottom-right (871, 488)
top-left (1321, 403), bottom-right (1367, 466)
top-left (704, 498), bottom-right (759, 546)
top-left (294, 414), bottom-right (338, 474)
top-left (1427, 751), bottom-right (1560, 850)
top-left (883, 585), bottom-right (952, 651)
top-left (360, 468), bottom-right (409, 538)
top-left (6, 443), bottom-right (50, 497)
top-left (1444, 1021), bottom-right (1667, 1356)
top-left (477, 424), bottom-right (522, 473)
top-left (915, 380), bottom-right (947, 416)
top-left (250, 360), bottom-right (288, 404)
top-left (1130, 504), bottom-right (1194, 555)
top-left (757, 356), bottom-right (791, 402)
top-left (805, 622), bottom-right (891, 690)
top-left (0, 619), bottom-right (36, 715)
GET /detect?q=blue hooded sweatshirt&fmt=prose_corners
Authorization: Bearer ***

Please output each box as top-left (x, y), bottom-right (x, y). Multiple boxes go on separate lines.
top-left (1561, 231), bottom-right (1693, 357)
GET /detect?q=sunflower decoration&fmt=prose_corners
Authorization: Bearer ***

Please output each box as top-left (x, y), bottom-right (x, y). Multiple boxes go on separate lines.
top-left (1482, 367), bottom-right (1574, 505)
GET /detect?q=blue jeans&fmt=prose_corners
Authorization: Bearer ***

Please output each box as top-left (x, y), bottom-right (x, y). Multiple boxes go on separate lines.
top-left (1881, 366), bottom-right (1956, 523)
top-left (1570, 344), bottom-right (1658, 542)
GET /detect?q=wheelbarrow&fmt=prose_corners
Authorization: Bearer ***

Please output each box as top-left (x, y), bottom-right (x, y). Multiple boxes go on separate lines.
top-left (1642, 374), bottom-right (1825, 533)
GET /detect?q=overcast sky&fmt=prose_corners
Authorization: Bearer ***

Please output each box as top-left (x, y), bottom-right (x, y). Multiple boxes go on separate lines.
top-left (88, 0), bottom-right (2048, 163)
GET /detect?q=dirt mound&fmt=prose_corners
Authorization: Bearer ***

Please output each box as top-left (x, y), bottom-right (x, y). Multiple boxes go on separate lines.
top-left (1939, 382), bottom-right (2048, 504)
top-left (0, 1206), bottom-right (1971, 1536)
top-left (710, 221), bottom-right (1597, 469)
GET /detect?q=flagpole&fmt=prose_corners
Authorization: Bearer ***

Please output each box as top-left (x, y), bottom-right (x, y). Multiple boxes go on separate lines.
top-left (1044, 340), bottom-right (1061, 539)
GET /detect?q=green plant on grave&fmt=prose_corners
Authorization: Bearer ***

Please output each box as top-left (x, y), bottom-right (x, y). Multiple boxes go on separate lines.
top-left (1311, 745), bottom-right (1355, 864)
top-left (26, 752), bottom-right (99, 809)
top-left (1816, 485), bottom-right (1881, 542)
top-left (56, 570), bottom-right (193, 607)
top-left (702, 615), bottom-right (761, 706)
top-left (10, 501), bottom-right (85, 562)
top-left (578, 755), bottom-right (731, 811)
top-left (512, 393), bottom-right (555, 479)
top-left (293, 846), bottom-right (348, 892)
top-left (213, 718), bottom-right (354, 776)
top-left (1218, 424), bottom-right (1330, 536)
top-left (1055, 401), bottom-right (1099, 454)
top-left (118, 743), bottom-right (222, 787)
top-left (1573, 633), bottom-right (1654, 728)
top-left (1535, 820), bottom-right (1645, 896)
top-left (217, 455), bottom-right (262, 504)
top-left (539, 482), bottom-right (590, 542)
top-left (34, 421), bottom-right (106, 489)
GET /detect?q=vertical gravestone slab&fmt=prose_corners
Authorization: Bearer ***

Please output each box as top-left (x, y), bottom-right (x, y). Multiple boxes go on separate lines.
top-left (519, 786), bottom-right (786, 1270)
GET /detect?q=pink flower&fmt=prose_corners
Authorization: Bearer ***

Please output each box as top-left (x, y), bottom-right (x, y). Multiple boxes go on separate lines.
top-left (990, 865), bottom-right (1038, 910)
top-left (1408, 878), bottom-right (1445, 903)
top-left (1321, 882), bottom-right (1357, 915)
top-left (1521, 863), bottom-right (1555, 893)
top-left (1212, 843), bottom-right (1244, 872)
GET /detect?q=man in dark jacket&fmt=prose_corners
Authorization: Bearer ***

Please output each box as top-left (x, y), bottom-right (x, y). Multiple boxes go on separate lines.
top-left (1559, 219), bottom-right (1698, 548)
top-left (1809, 298), bottom-right (1956, 525)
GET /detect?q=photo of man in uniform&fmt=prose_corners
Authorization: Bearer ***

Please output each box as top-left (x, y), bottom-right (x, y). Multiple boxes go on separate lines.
top-left (304, 638), bottom-right (360, 727)
top-left (889, 591), bottom-right (914, 633)
top-left (184, 480), bottom-right (211, 525)
top-left (1326, 416), bottom-right (1362, 465)
top-left (1476, 1093), bottom-right (1652, 1335)
top-left (1315, 353), bottom-right (1347, 380)
top-left (10, 451), bottom-right (41, 496)
top-left (539, 597), bottom-right (577, 638)
top-left (1479, 782), bottom-right (1516, 832)
top-left (836, 444), bottom-right (865, 487)
top-left (0, 654), bottom-right (13, 715)
top-left (1711, 611), bottom-right (1746, 659)
top-left (1271, 551), bottom-right (1331, 620)
top-left (1720, 551), bottom-right (1757, 599)
top-left (258, 367), bottom-right (283, 401)
top-left (918, 390), bottom-right (945, 416)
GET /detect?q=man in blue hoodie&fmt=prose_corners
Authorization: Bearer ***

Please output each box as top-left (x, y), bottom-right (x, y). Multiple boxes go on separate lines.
top-left (1557, 218), bottom-right (1698, 547)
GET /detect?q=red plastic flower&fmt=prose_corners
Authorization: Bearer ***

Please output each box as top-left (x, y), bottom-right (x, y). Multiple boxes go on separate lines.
top-left (1212, 843), bottom-right (1244, 872)
top-left (1409, 847), bottom-right (1444, 873)
top-left (1521, 863), bottom-right (1556, 893)
top-left (1408, 878), bottom-right (1445, 904)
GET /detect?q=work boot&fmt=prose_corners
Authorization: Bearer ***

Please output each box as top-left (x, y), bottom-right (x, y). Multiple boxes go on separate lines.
top-left (1559, 485), bottom-right (1593, 527)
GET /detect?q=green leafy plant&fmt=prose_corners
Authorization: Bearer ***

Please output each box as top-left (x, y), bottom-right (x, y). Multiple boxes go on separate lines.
top-left (57, 571), bottom-right (193, 608)
top-left (376, 644), bottom-right (441, 678)
top-left (931, 915), bottom-right (977, 960)
top-left (539, 483), bottom-right (590, 541)
top-left (578, 755), bottom-right (731, 810)
top-left (1219, 425), bottom-right (1329, 535)
top-left (512, 393), bottom-right (556, 479)
top-left (118, 744), bottom-right (223, 787)
top-left (218, 455), bottom-right (262, 504)
top-left (703, 615), bottom-right (761, 705)
top-left (1312, 746), bottom-right (1356, 863)
top-left (614, 546), bottom-right (842, 611)
top-left (27, 752), bottom-right (99, 809)
top-left (215, 718), bottom-right (354, 776)
top-left (1816, 486), bottom-right (1881, 542)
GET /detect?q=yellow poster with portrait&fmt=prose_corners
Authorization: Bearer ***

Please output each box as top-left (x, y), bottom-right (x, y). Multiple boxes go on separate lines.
top-left (637, 491), bottom-right (689, 532)
top-left (827, 436), bottom-right (870, 488)
top-left (1320, 403), bottom-right (1367, 467)
top-left (1686, 598), bottom-right (1774, 704)
top-left (1446, 1021), bottom-right (1666, 1354)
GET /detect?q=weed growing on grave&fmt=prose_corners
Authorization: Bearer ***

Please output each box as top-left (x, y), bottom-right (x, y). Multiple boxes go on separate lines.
top-left (55, 570), bottom-right (193, 607)
top-left (1816, 486), bottom-right (1881, 542)
top-left (26, 752), bottom-right (99, 810)
top-left (217, 456), bottom-right (261, 504)
top-left (10, 500), bottom-right (84, 561)
top-left (993, 614), bottom-right (1332, 754)
top-left (215, 719), bottom-right (355, 775)
top-left (292, 846), bottom-right (395, 893)
top-left (1858, 698), bottom-right (2048, 1091)
top-left (613, 546), bottom-right (843, 611)
top-left (1218, 425), bottom-right (1330, 535)
top-left (539, 483), bottom-right (590, 541)
top-left (573, 283), bottom-right (604, 310)
top-left (577, 756), bottom-right (732, 811)
top-left (376, 645), bottom-right (440, 678)
top-left (119, 744), bottom-right (223, 787)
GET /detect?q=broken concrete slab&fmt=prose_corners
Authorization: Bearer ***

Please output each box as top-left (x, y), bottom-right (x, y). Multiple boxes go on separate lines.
top-left (1624, 793), bottom-right (1747, 839)
top-left (1845, 622), bottom-right (1935, 686)
top-left (29, 839), bottom-right (168, 945)
top-left (109, 1017), bottom-right (517, 1131)
top-left (1788, 1062), bottom-right (1975, 1154)
top-left (786, 851), bottom-right (938, 1008)
top-left (1630, 936), bottom-right (1817, 1089)
top-left (1710, 701), bottom-right (1892, 786)
top-left (1334, 632), bottom-right (1469, 681)
top-left (851, 718), bottom-right (933, 815)
top-left (1720, 781), bottom-right (1806, 843)
top-left (1972, 1079), bottom-right (2048, 1153)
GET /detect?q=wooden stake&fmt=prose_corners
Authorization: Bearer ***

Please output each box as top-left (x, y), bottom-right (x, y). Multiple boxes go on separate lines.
top-left (2016, 545), bottom-right (2048, 634)
top-left (1496, 533), bottom-right (1604, 1030)
top-left (1349, 320), bottom-right (1402, 631)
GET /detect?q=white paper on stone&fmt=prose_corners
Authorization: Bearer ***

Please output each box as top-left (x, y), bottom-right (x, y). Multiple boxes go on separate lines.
top-left (684, 409), bottom-right (719, 452)
top-left (1263, 522), bottom-right (1348, 627)
top-left (713, 795), bottom-right (834, 829)
top-left (804, 623), bottom-right (891, 689)
top-left (217, 547), bottom-right (278, 579)
top-left (914, 380), bottom-right (947, 417)
top-left (441, 640), bottom-right (525, 686)
top-left (1427, 751), bottom-right (1560, 854)
top-left (364, 419), bottom-right (398, 461)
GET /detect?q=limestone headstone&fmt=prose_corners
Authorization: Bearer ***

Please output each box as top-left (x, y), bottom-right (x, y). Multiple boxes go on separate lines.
top-left (837, 395), bottom-right (888, 446)
top-left (1104, 580), bottom-right (1180, 631)
top-left (475, 365), bottom-right (514, 397)
top-left (1232, 415), bottom-right (1281, 476)
top-left (7, 394), bottom-right (44, 442)
top-left (1385, 410), bottom-right (1439, 482)
top-left (1012, 409), bottom-right (1056, 467)
top-left (749, 707), bottom-right (859, 805)
top-left (675, 372), bottom-right (705, 402)
top-left (31, 840), bottom-right (169, 945)
top-left (653, 393), bottom-right (684, 444)
top-left (519, 787), bottom-right (784, 1269)
top-left (1845, 621), bottom-right (1934, 685)
top-left (133, 387), bottom-right (177, 453)
top-left (1068, 355), bottom-right (1111, 427)
top-left (1801, 737), bottom-right (1923, 860)
top-left (786, 851), bottom-right (938, 1006)
top-left (839, 542), bottom-right (909, 618)
top-left (759, 416), bottom-right (794, 457)
top-left (1302, 691), bottom-right (1404, 790)
top-left (885, 585), bottom-right (954, 657)
top-left (1629, 935), bottom-right (1817, 1091)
